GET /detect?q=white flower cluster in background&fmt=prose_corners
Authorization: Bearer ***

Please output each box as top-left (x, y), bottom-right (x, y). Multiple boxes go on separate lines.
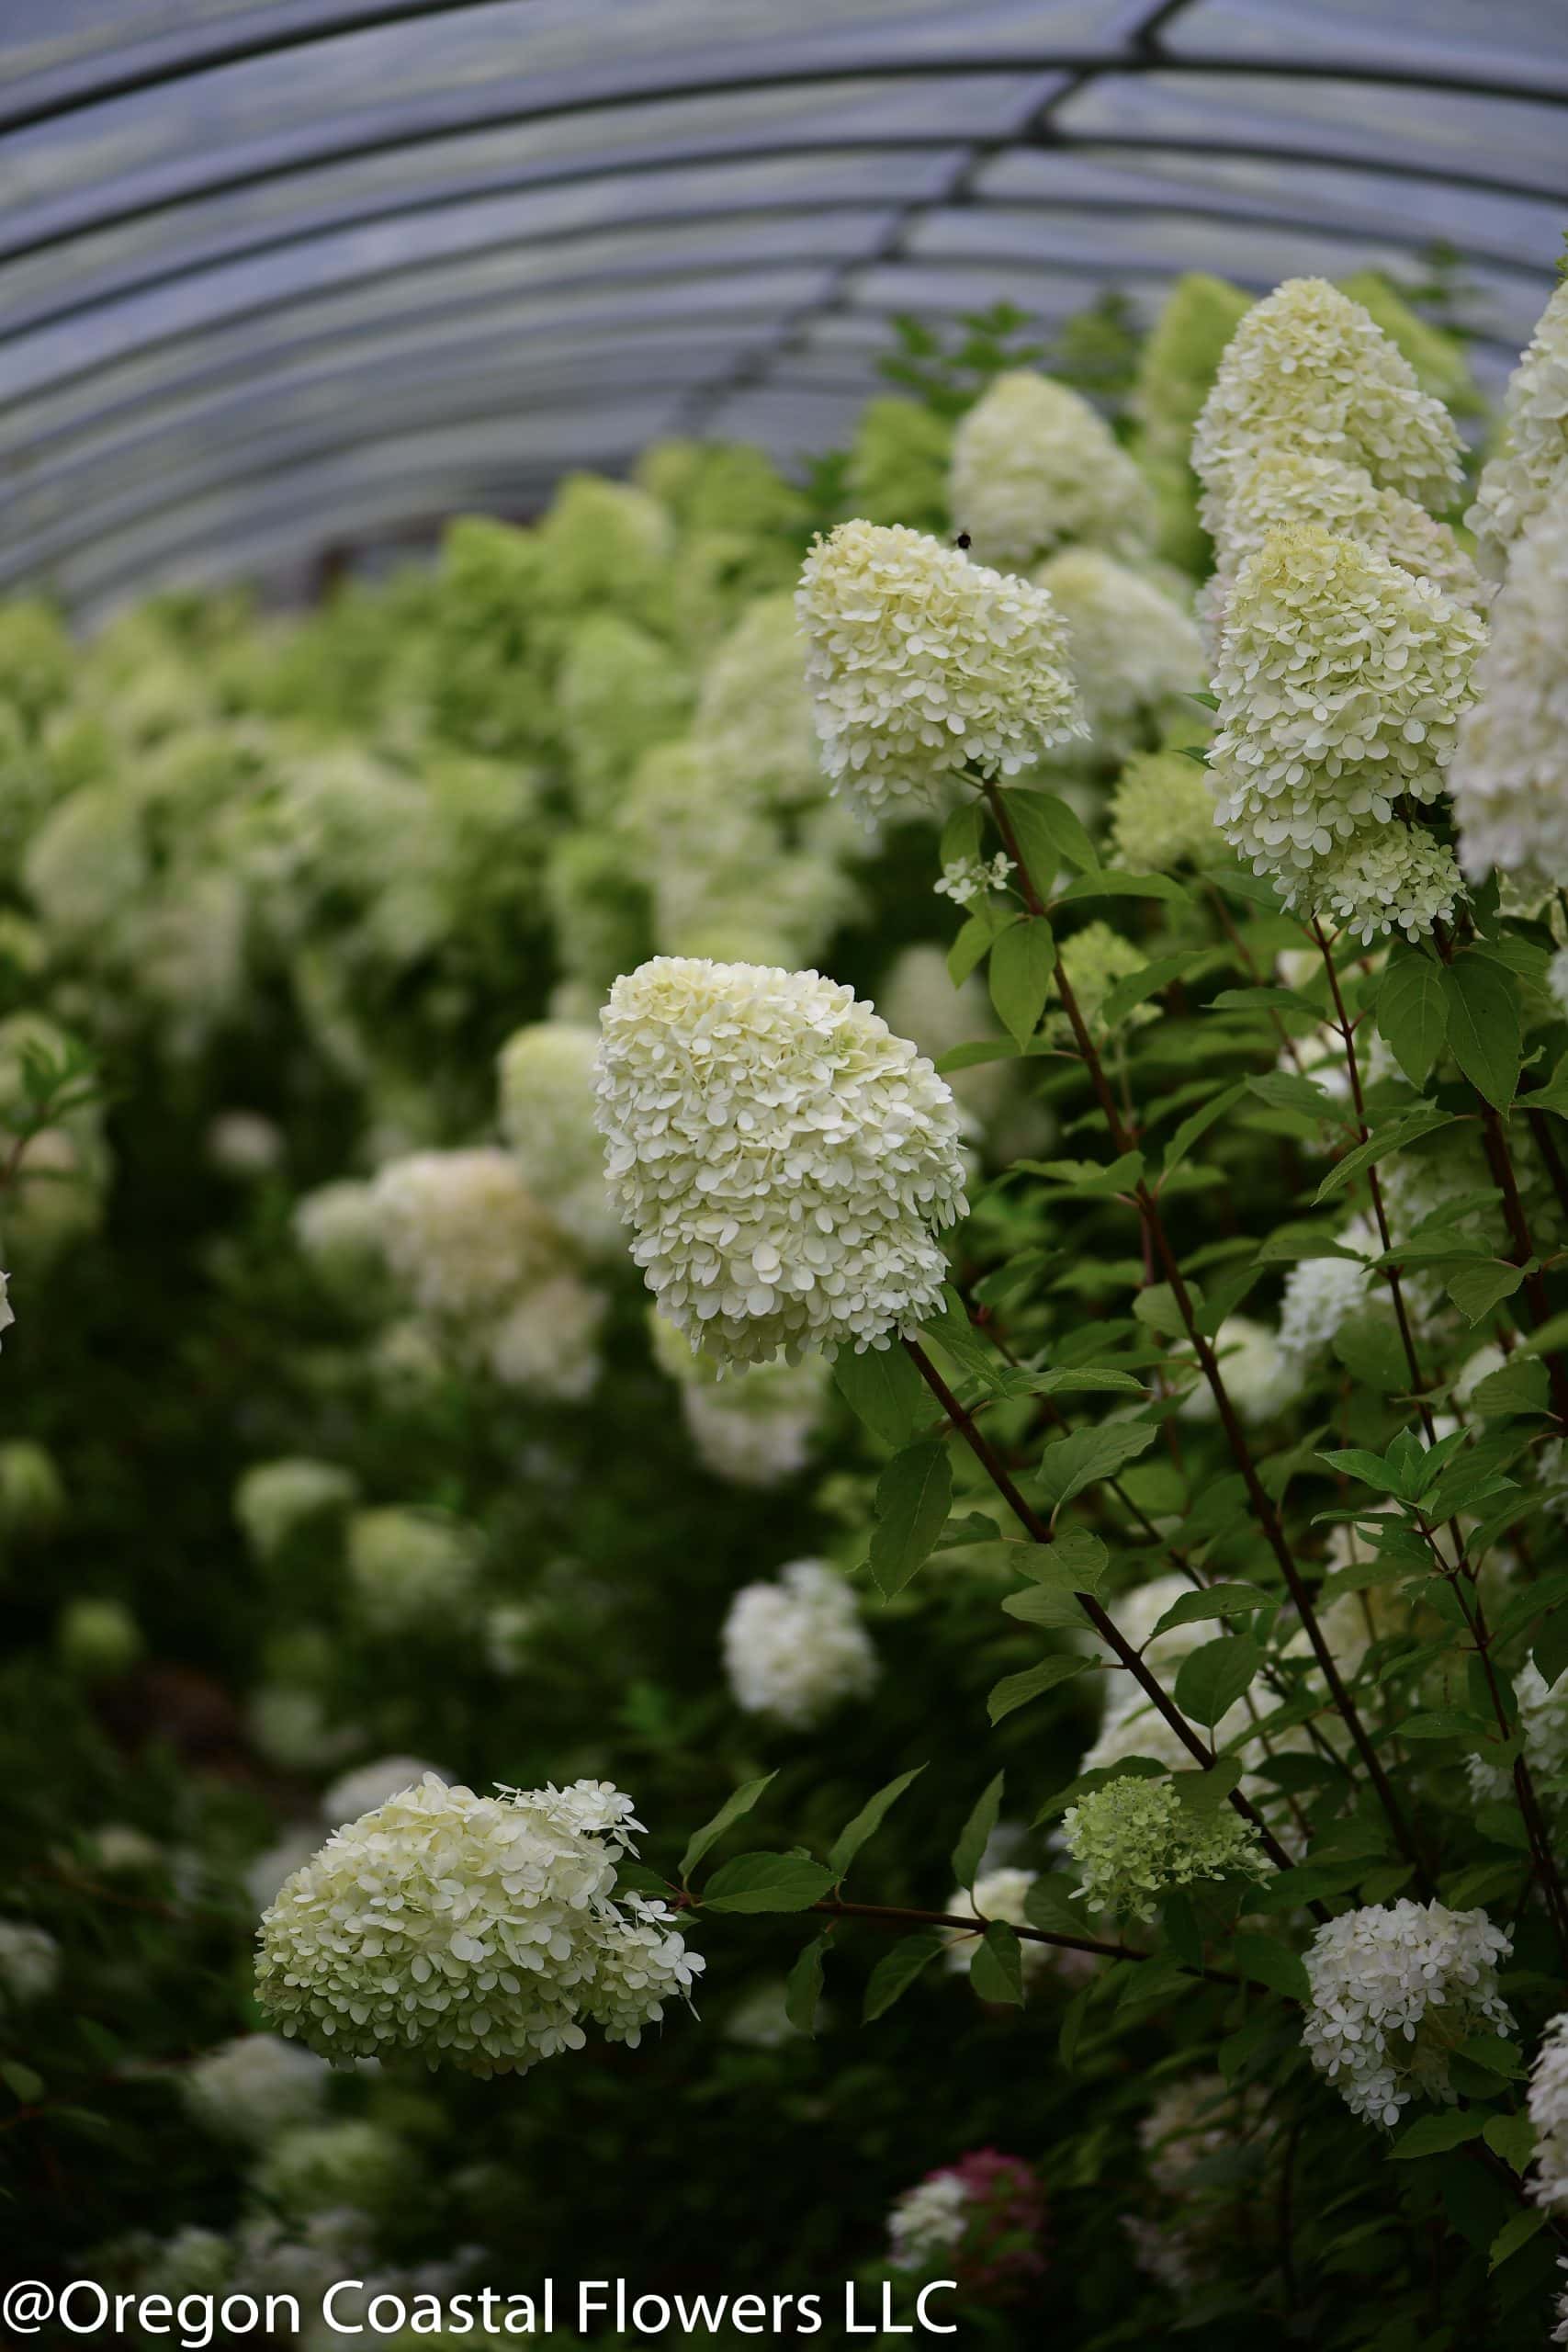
top-left (1466, 1660), bottom-right (1568, 1806)
top-left (1177, 1315), bottom-right (1294, 1425)
top-left (886, 2174), bottom-right (970, 2268)
top-left (183, 2033), bottom-right (329, 2147)
top-left (652, 1314), bottom-right (830, 1487)
top-left (721, 1558), bottom-right (877, 1727)
top-left (256, 1774), bottom-right (702, 2076)
top-left (1450, 499), bottom-right (1568, 893)
top-left (1467, 281), bottom-right (1568, 575)
top-left (1302, 1899), bottom-right (1513, 2127)
top-left (1277, 1239), bottom-right (1374, 1365)
top-left (496, 1020), bottom-right (622, 1256)
top-left (0, 1917), bottom-right (59, 2009)
top-left (1192, 277), bottom-right (1462, 529)
top-left (949, 370), bottom-right (1156, 567)
top-left (1033, 548), bottom-right (1202, 758)
top-left (235, 1458), bottom-right (360, 1564)
top-left (594, 957), bottom-right (967, 1365)
top-left (942, 1866), bottom-right (1089, 1987)
top-left (486, 1272), bottom-right (606, 1401)
top-left (344, 1507), bottom-right (478, 1634)
top-left (369, 1148), bottom-right (558, 1326)
top-left (693, 592), bottom-right (823, 808)
top-left (253, 2119), bottom-right (415, 2222)
top-left (795, 520), bottom-right (1084, 824)
top-left (1062, 1777), bottom-right (1269, 1920)
top-left (1108, 751), bottom-right (1224, 876)
top-left (321, 1755), bottom-right (448, 1826)
top-left (1529, 2010), bottom-right (1568, 2212)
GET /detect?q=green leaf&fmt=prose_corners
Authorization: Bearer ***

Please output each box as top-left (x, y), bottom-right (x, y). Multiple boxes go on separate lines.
top-left (1317, 1445), bottom-right (1408, 1496)
top-left (1331, 1313), bottom-right (1412, 1396)
top-left (863, 1929), bottom-right (946, 2021)
top-left (828, 1766), bottom-right (926, 1878)
top-left (1134, 1282), bottom-right (1197, 1341)
top-left (939, 803), bottom-right (984, 870)
top-left (1173, 1634), bottom-right (1260, 1725)
top-left (1441, 955), bottom-right (1521, 1110)
top-left (1030, 1367), bottom-right (1147, 1397)
top-left (833, 1343), bottom-right (928, 1450)
top-left (1232, 1932), bottom-right (1311, 2003)
top-left (1484, 2113), bottom-right (1538, 2175)
top-left (952, 1770), bottom-right (1005, 1888)
top-left (1487, 2209), bottom-right (1546, 2272)
top-left (1015, 1526), bottom-right (1110, 1596)
top-left (968, 1920), bottom-right (1025, 2005)
top-left (1469, 1358), bottom-right (1550, 1418)
top-left (1398, 1710), bottom-right (1494, 1743)
top-left (987, 1653), bottom-right (1093, 1724)
top-left (933, 1039), bottom-right (1019, 1073)
top-left (0, 2062), bottom-right (42, 2104)
top-left (1446, 1260), bottom-right (1524, 1326)
top-left (1001, 1581), bottom-right (1091, 1632)
top-left (703, 1853), bottom-right (838, 1914)
top-left (1055, 870), bottom-right (1190, 907)
top-left (1100, 954), bottom-right (1200, 1027)
top-left (989, 915), bottom-right (1056, 1046)
top-left (1526, 1052), bottom-right (1568, 1119)
top-left (868, 1439), bottom-right (953, 1598)
top-left (1378, 953), bottom-right (1449, 1086)
top-left (680, 1771), bottom-right (779, 1882)
top-left (1164, 1081), bottom-right (1248, 1177)
top-left (1149, 1584), bottom-right (1269, 1639)
top-left (1037, 1420), bottom-right (1157, 1510)
top-left (1390, 2109), bottom-right (1487, 2159)
top-left (919, 1287), bottom-right (998, 1382)
top-left (784, 1934), bottom-right (829, 2035)
top-left (948, 905), bottom-right (1019, 987)
top-left (1168, 1756), bottom-right (1243, 1815)
top-left (1534, 1607), bottom-right (1568, 1694)
top-left (1312, 1108), bottom-right (1454, 1204)
top-left (1005, 788), bottom-right (1100, 888)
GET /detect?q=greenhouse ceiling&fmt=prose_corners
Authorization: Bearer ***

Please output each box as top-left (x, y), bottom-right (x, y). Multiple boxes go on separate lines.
top-left (2, 0), bottom-right (1565, 614)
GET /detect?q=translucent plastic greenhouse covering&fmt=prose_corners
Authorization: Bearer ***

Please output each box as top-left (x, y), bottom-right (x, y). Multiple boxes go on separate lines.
top-left (2, 0), bottom-right (1565, 616)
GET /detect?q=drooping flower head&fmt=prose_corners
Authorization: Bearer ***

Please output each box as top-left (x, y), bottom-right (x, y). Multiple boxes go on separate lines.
top-left (256, 1773), bottom-right (702, 2077)
top-left (594, 957), bottom-right (968, 1365)
top-left (795, 521), bottom-right (1084, 825)
top-left (1467, 281), bottom-right (1568, 575)
top-left (1032, 548), bottom-right (1203, 757)
top-left (1302, 1898), bottom-right (1513, 2127)
top-left (1193, 278), bottom-right (1463, 532)
top-left (721, 1558), bottom-right (877, 1726)
top-left (1449, 499), bottom-right (1568, 891)
top-left (949, 371), bottom-right (1156, 567)
top-left (1062, 1777), bottom-right (1269, 1921)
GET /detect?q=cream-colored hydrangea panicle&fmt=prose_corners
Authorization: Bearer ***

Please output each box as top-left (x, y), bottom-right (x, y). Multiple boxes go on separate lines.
top-left (183, 2034), bottom-right (329, 2147)
top-left (795, 521), bottom-right (1085, 826)
top-left (1062, 1778), bottom-right (1269, 1921)
top-left (1449, 499), bottom-right (1568, 891)
top-left (496, 1020), bottom-right (622, 1257)
top-left (256, 1773), bottom-right (702, 2077)
top-left (1208, 526), bottom-right (1483, 916)
top-left (1529, 2012), bottom-right (1568, 2211)
top-left (1193, 277), bottom-right (1463, 531)
top-left (1301, 1899), bottom-right (1513, 2128)
top-left (949, 371), bottom-right (1156, 567)
top-left (1032, 549), bottom-right (1203, 758)
top-left (368, 1148), bottom-right (559, 1326)
top-left (721, 1558), bottom-right (877, 1727)
top-left (1208, 449), bottom-right (1484, 632)
top-left (594, 957), bottom-right (968, 1365)
top-left (1314, 822), bottom-right (1463, 947)
top-left (1467, 282), bottom-right (1568, 576)
top-left (1108, 751), bottom-right (1224, 875)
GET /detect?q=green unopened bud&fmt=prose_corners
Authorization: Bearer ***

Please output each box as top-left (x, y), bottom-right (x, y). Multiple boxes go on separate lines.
top-left (0, 1439), bottom-right (64, 1535)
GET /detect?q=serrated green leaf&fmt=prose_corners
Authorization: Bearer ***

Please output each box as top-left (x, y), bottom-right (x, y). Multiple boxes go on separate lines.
top-left (1005, 787), bottom-right (1100, 888)
top-left (1165, 1081), bottom-right (1248, 1177)
top-left (833, 1343), bottom-right (928, 1450)
top-left (1312, 1108), bottom-right (1454, 1204)
top-left (869, 1439), bottom-right (952, 1598)
top-left (1484, 2112), bottom-right (1538, 2175)
top-left (703, 1853), bottom-right (838, 1914)
top-left (863, 1929), bottom-right (946, 2021)
top-left (939, 803), bottom-right (984, 870)
top-left (1487, 2208), bottom-right (1546, 2271)
top-left (989, 915), bottom-right (1056, 1046)
top-left (987, 1652), bottom-right (1093, 1724)
top-left (1442, 955), bottom-right (1521, 1110)
top-left (784, 1934), bottom-right (829, 2035)
top-left (952, 1770), bottom-right (1005, 1888)
top-left (1378, 952), bottom-right (1449, 1087)
top-left (828, 1766), bottom-right (926, 1878)
top-left (1469, 1358), bottom-right (1551, 1418)
top-left (681, 1771), bottom-right (779, 1882)
top-left (1100, 954), bottom-right (1198, 1027)
top-left (1446, 1260), bottom-right (1525, 1326)
top-left (1038, 1419), bottom-right (1157, 1510)
top-left (1173, 1634), bottom-right (1260, 1725)
top-left (1149, 1584), bottom-right (1269, 1639)
top-left (1055, 870), bottom-right (1190, 907)
top-left (1015, 1525), bottom-right (1110, 1595)
top-left (968, 1919), bottom-right (1025, 2005)
top-left (1232, 1932), bottom-right (1310, 2003)
top-left (948, 905), bottom-right (1020, 988)
top-left (1390, 2109), bottom-right (1487, 2159)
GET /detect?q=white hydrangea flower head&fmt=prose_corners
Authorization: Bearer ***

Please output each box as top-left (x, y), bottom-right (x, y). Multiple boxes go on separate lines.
top-left (935, 853), bottom-right (1015, 906)
top-left (1192, 277), bottom-right (1463, 528)
top-left (1108, 751), bottom-right (1224, 876)
top-left (344, 1508), bottom-right (478, 1634)
top-left (1301, 1898), bottom-right (1513, 2127)
top-left (235, 1459), bottom-right (360, 1564)
top-left (721, 1558), bottom-right (878, 1728)
top-left (1210, 448), bottom-right (1483, 618)
top-left (694, 593), bottom-right (822, 808)
top-left (1314, 822), bottom-right (1463, 946)
top-left (1466, 1660), bottom-right (1568, 1806)
top-left (496, 1021), bottom-right (622, 1257)
top-left (84, 1824), bottom-right (162, 1874)
top-left (942, 1867), bottom-right (1079, 1988)
top-left (949, 371), bottom-right (1156, 566)
top-left (321, 1757), bottom-right (448, 1826)
top-left (208, 1110), bottom-right (285, 1177)
top-left (369, 1149), bottom-right (559, 1327)
top-left (1178, 1315), bottom-right (1295, 1425)
top-left (1122, 2211), bottom-right (1199, 2297)
top-left (254, 2120), bottom-right (416, 2221)
top-left (1033, 548), bottom-right (1203, 757)
top-left (249, 1686), bottom-right (359, 1774)
top-left (1063, 1778), bottom-right (1269, 1921)
top-left (1278, 1238), bottom-right (1373, 1363)
top-left (679, 1356), bottom-right (828, 1488)
top-left (485, 1272), bottom-right (605, 1402)
top-left (1529, 2012), bottom-right (1568, 2211)
top-left (183, 2034), bottom-right (330, 2147)
top-left (0, 1437), bottom-right (63, 1533)
top-left (1449, 500), bottom-right (1568, 892)
top-left (594, 957), bottom-right (968, 1366)
top-left (1467, 282), bottom-right (1568, 575)
top-left (256, 1773), bottom-right (702, 2076)
top-left (795, 520), bottom-right (1085, 825)
top-left (0, 1917), bottom-right (59, 2008)
top-left (292, 1179), bottom-right (384, 1285)
top-left (888, 2174), bottom-right (970, 2268)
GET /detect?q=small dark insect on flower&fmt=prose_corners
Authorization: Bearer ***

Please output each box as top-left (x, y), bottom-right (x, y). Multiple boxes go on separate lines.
top-left (955, 532), bottom-right (972, 549)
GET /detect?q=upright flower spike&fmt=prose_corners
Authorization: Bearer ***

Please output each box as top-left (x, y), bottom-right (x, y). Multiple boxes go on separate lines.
top-left (1467, 281), bottom-right (1568, 576)
top-left (1449, 500), bottom-right (1568, 891)
top-left (795, 520), bottom-right (1084, 825)
top-left (594, 957), bottom-right (968, 1364)
top-left (1192, 277), bottom-right (1464, 533)
top-left (1208, 525), bottom-right (1483, 916)
top-left (1302, 1899), bottom-right (1513, 2128)
top-left (948, 370), bottom-right (1156, 566)
top-left (1032, 548), bottom-right (1204, 758)
top-left (1210, 448), bottom-right (1483, 616)
top-left (256, 1774), bottom-right (702, 2077)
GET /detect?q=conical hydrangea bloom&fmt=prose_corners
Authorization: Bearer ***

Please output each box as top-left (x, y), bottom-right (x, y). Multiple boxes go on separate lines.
top-left (593, 957), bottom-right (967, 1365)
top-left (795, 520), bottom-right (1084, 824)
top-left (949, 370), bottom-right (1156, 566)
top-left (256, 1774), bottom-right (701, 2077)
top-left (1302, 1899), bottom-right (1512, 2128)
top-left (1210, 448), bottom-right (1483, 616)
top-left (1467, 282), bottom-right (1568, 576)
top-left (1193, 278), bottom-right (1463, 530)
top-left (1032, 548), bottom-right (1203, 757)
top-left (1208, 526), bottom-right (1483, 914)
top-left (1449, 500), bottom-right (1568, 890)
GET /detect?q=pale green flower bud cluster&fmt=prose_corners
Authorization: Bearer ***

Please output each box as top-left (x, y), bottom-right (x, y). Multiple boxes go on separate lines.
top-left (496, 1021), bottom-right (623, 1257)
top-left (1063, 1777), bottom-right (1269, 1921)
top-left (1108, 751), bottom-right (1224, 875)
top-left (344, 1507), bottom-right (479, 1635)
